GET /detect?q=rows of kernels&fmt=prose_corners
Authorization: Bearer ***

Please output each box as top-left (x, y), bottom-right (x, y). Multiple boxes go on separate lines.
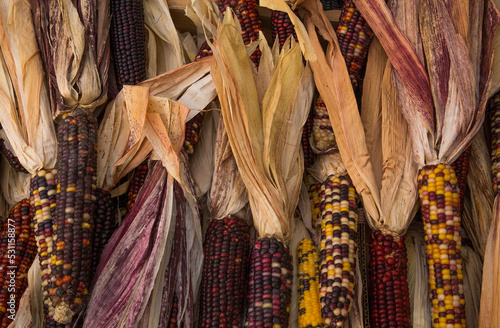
top-left (313, 97), bottom-right (336, 151)
top-left (245, 237), bottom-right (293, 328)
top-left (320, 0), bottom-right (343, 11)
top-left (271, 11), bottom-right (298, 49)
top-left (30, 169), bottom-right (58, 321)
top-left (195, 41), bottom-right (213, 61)
top-left (490, 93), bottom-right (500, 194)
top-left (110, 0), bottom-right (147, 88)
top-left (305, 174), bottom-right (321, 227)
top-left (0, 138), bottom-right (28, 173)
top-left (126, 162), bottom-right (148, 212)
top-left (369, 231), bottom-right (410, 327)
top-left (199, 217), bottom-right (250, 327)
top-left (336, 0), bottom-right (374, 88)
top-left (0, 200), bottom-right (36, 326)
top-left (183, 113), bottom-right (205, 156)
top-left (418, 164), bottom-right (466, 328)
top-left (450, 147), bottom-right (471, 213)
top-left (52, 109), bottom-right (97, 323)
top-left (297, 239), bottom-right (324, 328)
top-left (167, 295), bottom-right (183, 328)
top-left (302, 108), bottom-right (316, 168)
top-left (319, 174), bottom-right (358, 327)
top-left (92, 189), bottom-right (116, 271)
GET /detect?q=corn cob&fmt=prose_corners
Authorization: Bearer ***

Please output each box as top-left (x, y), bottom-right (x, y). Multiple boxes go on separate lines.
top-left (450, 147), bottom-right (471, 213)
top-left (490, 93), bottom-right (500, 195)
top-left (305, 174), bottom-right (321, 227)
top-left (313, 96), bottom-right (336, 151)
top-left (195, 41), bottom-right (213, 61)
top-left (51, 108), bottom-right (98, 324)
top-left (245, 237), bottom-right (293, 327)
top-left (0, 138), bottom-right (28, 174)
top-left (126, 162), bottom-right (149, 212)
top-left (302, 109), bottom-right (316, 167)
top-left (199, 216), bottom-right (250, 328)
top-left (167, 295), bottom-right (183, 328)
top-left (0, 199), bottom-right (36, 327)
top-left (110, 0), bottom-right (147, 90)
top-left (319, 174), bottom-right (358, 327)
top-left (369, 231), bottom-right (410, 328)
top-left (184, 112), bottom-right (205, 156)
top-left (418, 164), bottom-right (466, 328)
top-left (336, 0), bottom-right (374, 89)
top-left (271, 11), bottom-right (297, 50)
top-left (297, 239), bottom-right (324, 328)
top-left (320, 0), bottom-right (344, 11)
top-left (92, 189), bottom-right (116, 271)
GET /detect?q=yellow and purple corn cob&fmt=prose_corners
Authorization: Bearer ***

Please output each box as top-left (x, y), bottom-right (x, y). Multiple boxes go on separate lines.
top-left (92, 189), bottom-right (116, 270)
top-left (319, 174), bottom-right (358, 327)
top-left (320, 0), bottom-right (344, 11)
top-left (271, 11), bottom-right (297, 50)
top-left (490, 93), bottom-right (500, 195)
top-left (450, 147), bottom-right (471, 213)
top-left (0, 199), bottom-right (36, 327)
top-left (297, 239), bottom-right (324, 328)
top-left (126, 162), bottom-right (149, 212)
top-left (199, 216), bottom-right (250, 327)
top-left (418, 165), bottom-right (466, 327)
top-left (110, 0), bottom-right (147, 90)
top-left (184, 112), bottom-right (205, 156)
top-left (369, 231), bottom-right (410, 327)
top-left (336, 0), bottom-right (374, 89)
top-left (313, 97), bottom-right (336, 151)
top-left (0, 137), bottom-right (28, 174)
top-left (245, 237), bottom-right (293, 328)
top-left (51, 108), bottom-right (98, 324)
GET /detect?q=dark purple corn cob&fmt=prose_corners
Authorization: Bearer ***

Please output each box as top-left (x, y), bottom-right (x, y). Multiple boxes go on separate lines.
top-left (321, 0), bottom-right (344, 11)
top-left (167, 295), bottom-right (183, 328)
top-left (127, 161), bottom-right (149, 212)
top-left (92, 189), bottom-right (116, 271)
top-left (199, 216), bottom-right (250, 328)
top-left (245, 237), bottom-right (293, 328)
top-left (336, 0), bottom-right (374, 89)
top-left (302, 107), bottom-right (316, 168)
top-left (51, 108), bottom-right (98, 324)
top-left (110, 0), bottom-right (147, 89)
top-left (271, 11), bottom-right (297, 49)
top-left (0, 138), bottom-right (28, 173)
top-left (491, 93), bottom-right (500, 195)
top-left (369, 231), bottom-right (410, 328)
top-left (451, 146), bottom-right (471, 213)
top-left (195, 41), bottom-right (213, 61)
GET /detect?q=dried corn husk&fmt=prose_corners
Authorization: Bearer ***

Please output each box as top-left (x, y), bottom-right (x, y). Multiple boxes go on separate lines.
top-left (30, 0), bottom-right (110, 118)
top-left (462, 245), bottom-right (482, 328)
top-left (462, 130), bottom-right (494, 259)
top-left (343, 257), bottom-right (364, 328)
top-left (0, 157), bottom-right (29, 206)
top-left (210, 11), bottom-right (314, 240)
top-left (186, 0), bottom-right (221, 46)
top-left (489, 0), bottom-right (500, 97)
top-left (0, 0), bottom-right (57, 174)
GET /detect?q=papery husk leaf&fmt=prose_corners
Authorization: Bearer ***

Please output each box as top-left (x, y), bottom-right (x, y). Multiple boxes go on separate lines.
top-left (297, 180), bottom-right (315, 232)
top-left (0, 157), bottom-right (29, 206)
top-left (300, 1), bottom-right (382, 226)
top-left (210, 12), bottom-right (310, 240)
top-left (185, 0), bottom-right (221, 42)
top-left (260, 0), bottom-right (316, 61)
top-left (361, 38), bottom-right (386, 190)
top-left (0, 0), bottom-right (57, 173)
top-left (209, 118), bottom-right (248, 220)
top-left (462, 130), bottom-right (493, 259)
top-left (405, 229), bottom-right (432, 328)
top-left (490, 17), bottom-right (500, 97)
top-left (289, 219), bottom-right (312, 328)
top-left (443, 0), bottom-right (469, 42)
top-left (144, 0), bottom-right (185, 76)
top-left (191, 109), bottom-right (219, 197)
top-left (469, 0), bottom-right (485, 106)
top-left (344, 257), bottom-right (364, 328)
top-left (462, 245), bottom-right (482, 328)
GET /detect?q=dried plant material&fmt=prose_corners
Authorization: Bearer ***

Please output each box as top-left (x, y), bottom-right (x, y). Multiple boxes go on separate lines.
top-left (405, 230), bottom-right (432, 328)
top-left (144, 0), bottom-right (186, 77)
top-left (0, 157), bottom-right (30, 206)
top-left (490, 0), bottom-right (500, 98)
top-left (343, 257), bottom-right (364, 328)
top-left (462, 130), bottom-right (494, 259)
top-left (30, 0), bottom-right (110, 118)
top-left (462, 245), bottom-right (482, 328)
top-left (186, 0), bottom-right (221, 43)
top-left (210, 12), bottom-right (314, 240)
top-left (0, 0), bottom-right (57, 174)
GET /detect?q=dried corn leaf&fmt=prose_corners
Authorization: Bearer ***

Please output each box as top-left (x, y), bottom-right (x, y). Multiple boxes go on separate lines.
top-left (210, 12), bottom-right (313, 240)
top-left (0, 0), bottom-right (57, 173)
top-left (0, 158), bottom-right (29, 206)
top-left (490, 0), bottom-right (500, 98)
top-left (462, 245), bottom-right (482, 328)
top-left (344, 257), bottom-right (364, 328)
top-left (186, 0), bottom-right (221, 44)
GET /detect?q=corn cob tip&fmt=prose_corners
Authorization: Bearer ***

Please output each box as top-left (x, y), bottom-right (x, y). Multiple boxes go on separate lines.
top-left (53, 303), bottom-right (74, 324)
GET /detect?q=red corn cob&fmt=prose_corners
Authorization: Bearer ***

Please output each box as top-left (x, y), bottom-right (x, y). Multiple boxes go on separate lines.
top-left (451, 146), bottom-right (471, 213)
top-left (195, 42), bottom-right (213, 61)
top-left (0, 138), bottom-right (28, 174)
top-left (271, 11), bottom-right (298, 49)
top-left (167, 295), bottom-right (183, 328)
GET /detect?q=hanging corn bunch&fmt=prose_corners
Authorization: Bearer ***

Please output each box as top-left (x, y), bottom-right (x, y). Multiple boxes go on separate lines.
top-left (210, 11), bottom-right (315, 327)
top-left (350, 0), bottom-right (499, 327)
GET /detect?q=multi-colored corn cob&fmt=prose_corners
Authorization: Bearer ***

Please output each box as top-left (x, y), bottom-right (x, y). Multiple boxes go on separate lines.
top-left (313, 97), bottom-right (335, 151)
top-left (183, 112), bottom-right (205, 156)
top-left (126, 162), bottom-right (149, 212)
top-left (0, 137), bottom-right (28, 174)
top-left (319, 174), bottom-right (358, 327)
top-left (336, 0), bottom-right (374, 89)
top-left (305, 174), bottom-right (321, 227)
top-left (271, 11), bottom-right (297, 49)
top-left (199, 217), bottom-right (250, 327)
top-left (490, 93), bottom-right (500, 195)
top-left (320, 0), bottom-right (344, 11)
top-left (369, 231), bottom-right (410, 328)
top-left (418, 164), bottom-right (466, 327)
top-left (110, 0), bottom-right (147, 89)
top-left (297, 239), bottom-right (324, 328)
top-left (195, 41), bottom-right (213, 61)
top-left (92, 189), bottom-right (116, 271)
top-left (245, 237), bottom-right (293, 327)
top-left (451, 147), bottom-right (471, 213)
top-left (51, 108), bottom-right (98, 324)
top-left (0, 199), bottom-right (36, 327)
top-left (167, 295), bottom-right (183, 328)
